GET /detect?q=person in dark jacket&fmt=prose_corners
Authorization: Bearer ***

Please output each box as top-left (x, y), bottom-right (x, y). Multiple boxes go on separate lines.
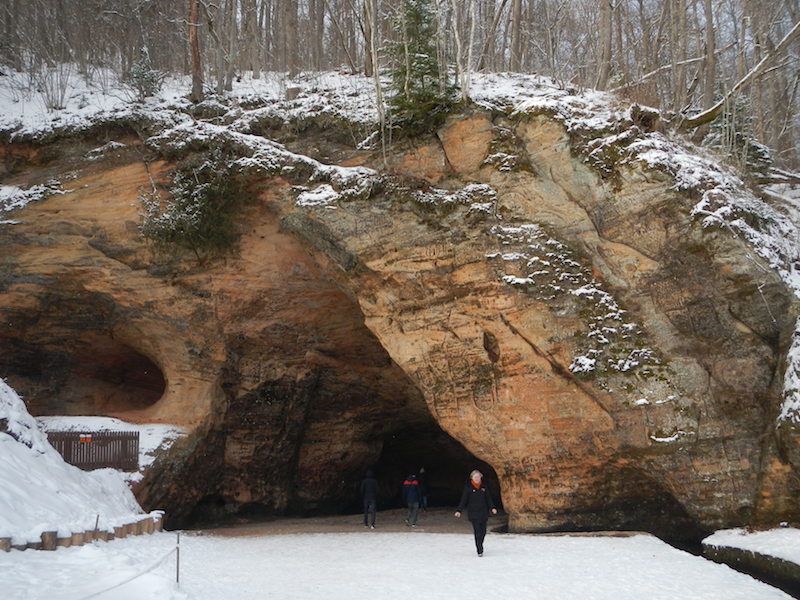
top-left (418, 467), bottom-right (429, 511)
top-left (454, 469), bottom-right (497, 556)
top-left (360, 469), bottom-right (378, 528)
top-left (402, 474), bottom-right (422, 527)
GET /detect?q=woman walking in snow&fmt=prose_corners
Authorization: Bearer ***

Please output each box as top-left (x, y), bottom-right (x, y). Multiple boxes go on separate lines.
top-left (454, 469), bottom-right (497, 557)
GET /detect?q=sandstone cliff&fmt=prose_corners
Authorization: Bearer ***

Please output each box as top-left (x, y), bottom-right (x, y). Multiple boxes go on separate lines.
top-left (1, 76), bottom-right (798, 539)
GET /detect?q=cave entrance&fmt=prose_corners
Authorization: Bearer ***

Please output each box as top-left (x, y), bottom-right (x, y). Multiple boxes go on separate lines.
top-left (356, 422), bottom-right (503, 513)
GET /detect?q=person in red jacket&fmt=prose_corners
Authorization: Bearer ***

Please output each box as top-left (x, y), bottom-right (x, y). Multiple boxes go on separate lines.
top-left (454, 469), bottom-right (497, 556)
top-left (402, 474), bottom-right (422, 527)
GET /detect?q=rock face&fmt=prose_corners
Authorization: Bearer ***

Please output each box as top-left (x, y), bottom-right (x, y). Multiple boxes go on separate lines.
top-left (1, 110), bottom-right (798, 538)
top-left (0, 141), bottom-right (490, 524)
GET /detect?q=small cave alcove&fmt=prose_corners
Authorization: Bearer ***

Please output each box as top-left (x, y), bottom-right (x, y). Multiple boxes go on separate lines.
top-left (550, 464), bottom-right (711, 549)
top-left (1, 332), bottom-right (166, 417)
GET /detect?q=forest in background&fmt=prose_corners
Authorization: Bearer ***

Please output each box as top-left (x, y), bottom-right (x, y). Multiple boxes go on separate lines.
top-left (0, 0), bottom-right (798, 173)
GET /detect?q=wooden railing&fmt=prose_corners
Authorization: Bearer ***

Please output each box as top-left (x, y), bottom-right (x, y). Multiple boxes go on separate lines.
top-left (46, 431), bottom-right (139, 472)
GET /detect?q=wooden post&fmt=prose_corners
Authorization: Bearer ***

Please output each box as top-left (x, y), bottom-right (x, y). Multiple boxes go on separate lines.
top-left (0, 537), bottom-right (11, 552)
top-left (70, 532), bottom-right (84, 546)
top-left (40, 531), bottom-right (57, 551)
top-left (114, 525), bottom-right (126, 539)
top-left (57, 536), bottom-right (72, 548)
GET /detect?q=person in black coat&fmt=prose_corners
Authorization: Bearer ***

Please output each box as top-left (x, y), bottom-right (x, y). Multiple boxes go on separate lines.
top-left (418, 467), bottom-right (430, 510)
top-left (454, 469), bottom-right (497, 556)
top-left (360, 469), bottom-right (378, 528)
top-left (402, 474), bottom-right (422, 526)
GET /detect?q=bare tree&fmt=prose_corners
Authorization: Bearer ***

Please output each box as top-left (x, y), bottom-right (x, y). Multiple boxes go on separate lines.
top-left (682, 18), bottom-right (800, 129)
top-left (596, 0), bottom-right (613, 89)
top-left (702, 0), bottom-right (716, 109)
top-left (189, 0), bottom-right (204, 102)
top-left (509, 0), bottom-right (522, 72)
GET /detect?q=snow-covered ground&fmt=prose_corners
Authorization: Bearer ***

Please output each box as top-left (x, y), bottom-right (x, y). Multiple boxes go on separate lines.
top-left (704, 527), bottom-right (800, 566)
top-left (36, 416), bottom-right (185, 481)
top-left (2, 530), bottom-right (793, 600)
top-left (0, 379), bottom-right (145, 545)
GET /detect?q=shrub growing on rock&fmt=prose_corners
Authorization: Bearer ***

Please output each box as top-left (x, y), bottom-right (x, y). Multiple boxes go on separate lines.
top-left (140, 148), bottom-right (247, 261)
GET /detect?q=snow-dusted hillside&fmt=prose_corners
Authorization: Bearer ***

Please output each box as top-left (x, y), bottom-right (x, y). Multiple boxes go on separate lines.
top-left (0, 379), bottom-right (144, 545)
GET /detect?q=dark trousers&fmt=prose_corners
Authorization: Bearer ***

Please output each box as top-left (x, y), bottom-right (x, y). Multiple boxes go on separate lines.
top-left (363, 499), bottom-right (376, 526)
top-left (406, 501), bottom-right (419, 525)
top-left (471, 519), bottom-right (487, 554)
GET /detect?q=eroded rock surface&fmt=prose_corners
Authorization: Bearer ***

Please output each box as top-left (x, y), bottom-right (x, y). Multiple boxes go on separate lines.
top-left (1, 109), bottom-right (798, 537)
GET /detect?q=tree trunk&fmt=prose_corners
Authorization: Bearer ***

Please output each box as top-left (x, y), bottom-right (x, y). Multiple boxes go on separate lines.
top-left (510, 0), bottom-right (522, 71)
top-left (476, 0), bottom-right (508, 72)
top-left (702, 0), bottom-right (715, 109)
top-left (284, 0), bottom-right (298, 76)
top-left (364, 0), bottom-right (386, 164)
top-left (315, 0), bottom-right (325, 69)
top-left (363, 0), bottom-right (373, 77)
top-left (246, 0), bottom-right (260, 78)
top-left (188, 0), bottom-right (204, 102)
top-left (224, 0), bottom-right (237, 90)
top-left (596, 0), bottom-right (612, 89)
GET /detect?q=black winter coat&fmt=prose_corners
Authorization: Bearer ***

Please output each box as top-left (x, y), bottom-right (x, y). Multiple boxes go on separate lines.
top-left (360, 477), bottom-right (378, 501)
top-left (457, 482), bottom-right (495, 522)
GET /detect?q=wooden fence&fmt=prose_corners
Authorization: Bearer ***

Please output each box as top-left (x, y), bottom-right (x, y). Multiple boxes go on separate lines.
top-left (46, 431), bottom-right (139, 472)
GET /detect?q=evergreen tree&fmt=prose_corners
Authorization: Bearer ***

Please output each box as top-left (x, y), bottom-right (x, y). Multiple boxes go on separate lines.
top-left (386, 0), bottom-right (458, 136)
top-left (128, 47), bottom-right (163, 102)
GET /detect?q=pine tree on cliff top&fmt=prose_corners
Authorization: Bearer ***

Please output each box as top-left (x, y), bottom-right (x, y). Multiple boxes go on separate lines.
top-left (386, 0), bottom-right (457, 135)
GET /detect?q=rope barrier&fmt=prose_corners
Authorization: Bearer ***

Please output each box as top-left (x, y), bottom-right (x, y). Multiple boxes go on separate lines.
top-left (75, 544), bottom-right (178, 600)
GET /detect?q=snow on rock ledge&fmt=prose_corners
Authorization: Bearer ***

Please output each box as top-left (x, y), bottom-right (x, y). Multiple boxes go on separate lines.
top-left (704, 527), bottom-right (800, 566)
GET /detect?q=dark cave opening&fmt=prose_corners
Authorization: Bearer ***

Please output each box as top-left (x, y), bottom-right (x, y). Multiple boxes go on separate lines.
top-left (184, 419), bottom-right (504, 528)
top-left (355, 423), bottom-right (503, 513)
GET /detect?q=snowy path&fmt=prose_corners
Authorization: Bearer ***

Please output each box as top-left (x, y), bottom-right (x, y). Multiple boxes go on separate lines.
top-left (2, 530), bottom-right (792, 600)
